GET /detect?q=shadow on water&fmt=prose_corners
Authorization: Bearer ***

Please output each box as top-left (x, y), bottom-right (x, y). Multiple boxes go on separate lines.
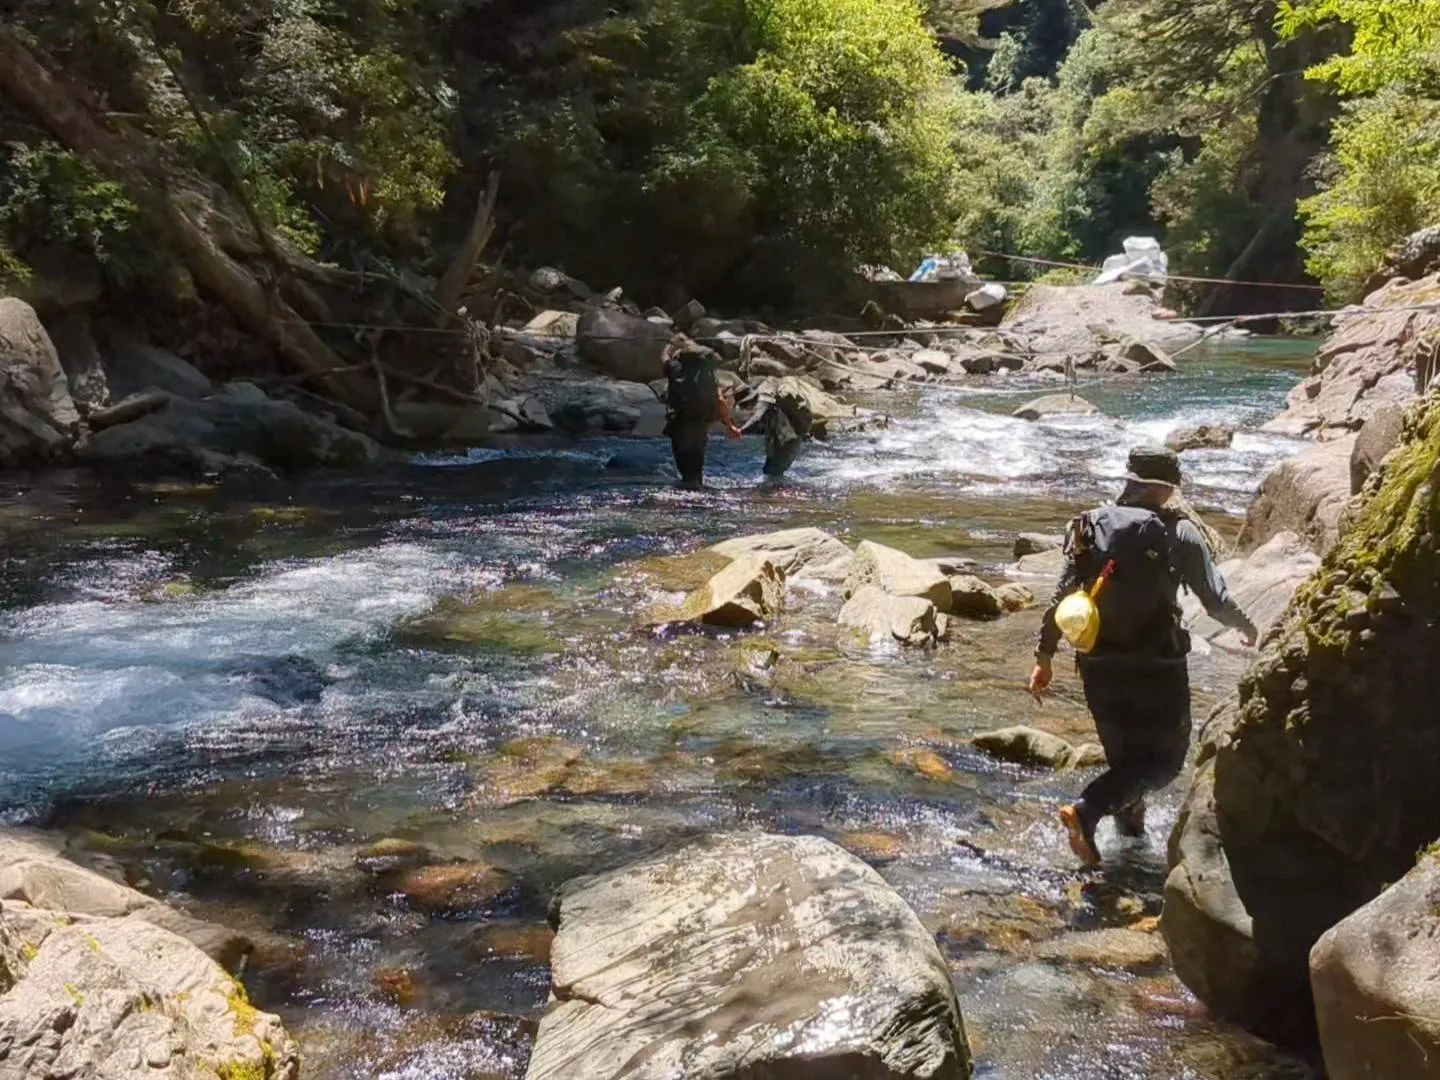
top-left (0, 343), bottom-right (1318, 1078)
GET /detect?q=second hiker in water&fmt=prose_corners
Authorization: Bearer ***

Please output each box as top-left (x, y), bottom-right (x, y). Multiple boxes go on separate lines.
top-left (1028, 446), bottom-right (1258, 867)
top-left (662, 334), bottom-right (741, 488)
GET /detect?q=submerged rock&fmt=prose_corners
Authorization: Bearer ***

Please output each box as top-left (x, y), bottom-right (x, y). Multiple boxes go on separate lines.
top-left (1035, 928), bottom-right (1166, 972)
top-left (0, 297), bottom-right (81, 467)
top-left (1166, 423), bottom-right (1235, 453)
top-left (971, 726), bottom-right (1090, 770)
top-left (1238, 435), bottom-right (1356, 555)
top-left (845, 540), bottom-right (952, 611)
top-left (1013, 394), bottom-right (1099, 421)
top-left (1310, 853), bottom-right (1440, 1080)
top-left (839, 586), bottom-right (944, 648)
top-left (646, 556), bottom-right (785, 629)
top-left (524, 832), bottom-right (973, 1080)
top-left (710, 528), bottom-right (855, 584)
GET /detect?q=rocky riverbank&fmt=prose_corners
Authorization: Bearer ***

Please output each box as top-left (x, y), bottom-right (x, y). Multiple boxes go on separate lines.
top-left (1160, 256), bottom-right (1440, 1077)
top-left (2, 272), bottom-right (1210, 479)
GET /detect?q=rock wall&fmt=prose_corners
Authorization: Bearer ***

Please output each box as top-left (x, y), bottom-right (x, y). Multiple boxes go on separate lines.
top-left (1163, 392), bottom-right (1440, 1046)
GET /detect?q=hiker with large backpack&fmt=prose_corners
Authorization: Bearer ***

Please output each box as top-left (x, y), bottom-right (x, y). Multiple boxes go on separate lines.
top-left (663, 334), bottom-right (741, 488)
top-left (1028, 446), bottom-right (1258, 867)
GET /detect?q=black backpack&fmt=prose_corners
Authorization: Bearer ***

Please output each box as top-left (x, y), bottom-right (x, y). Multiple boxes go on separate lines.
top-left (1068, 505), bottom-right (1178, 650)
top-left (667, 346), bottom-right (720, 422)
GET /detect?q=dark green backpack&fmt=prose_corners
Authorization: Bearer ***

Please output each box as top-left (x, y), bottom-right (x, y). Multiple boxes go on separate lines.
top-left (667, 346), bottom-right (720, 422)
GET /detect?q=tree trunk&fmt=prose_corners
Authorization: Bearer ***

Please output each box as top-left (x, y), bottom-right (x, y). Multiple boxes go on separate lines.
top-left (0, 24), bottom-right (355, 402)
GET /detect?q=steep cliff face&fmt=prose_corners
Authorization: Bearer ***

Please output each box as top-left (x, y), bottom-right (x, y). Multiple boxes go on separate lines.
top-left (1163, 389), bottom-right (1440, 1045)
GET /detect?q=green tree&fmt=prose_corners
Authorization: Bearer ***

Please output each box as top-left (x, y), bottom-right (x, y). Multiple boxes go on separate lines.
top-left (1280, 0), bottom-right (1440, 297)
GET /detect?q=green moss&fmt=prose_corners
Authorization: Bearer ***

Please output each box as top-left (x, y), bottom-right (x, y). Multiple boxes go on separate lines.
top-left (20, 942), bottom-right (38, 963)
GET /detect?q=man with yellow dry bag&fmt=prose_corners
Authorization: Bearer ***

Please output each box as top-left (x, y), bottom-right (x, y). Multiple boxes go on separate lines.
top-left (1029, 446), bottom-right (1257, 867)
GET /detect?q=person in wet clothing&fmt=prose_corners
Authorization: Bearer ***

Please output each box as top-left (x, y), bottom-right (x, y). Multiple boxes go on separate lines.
top-left (662, 335), bottom-right (741, 488)
top-left (1028, 446), bottom-right (1258, 866)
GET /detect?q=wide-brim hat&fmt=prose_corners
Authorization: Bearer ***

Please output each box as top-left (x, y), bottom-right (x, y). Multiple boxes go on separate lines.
top-left (1124, 445), bottom-right (1182, 488)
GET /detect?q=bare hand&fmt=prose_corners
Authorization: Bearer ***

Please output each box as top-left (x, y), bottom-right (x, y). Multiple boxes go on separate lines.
top-left (725, 423), bottom-right (743, 440)
top-left (1028, 658), bottom-right (1052, 698)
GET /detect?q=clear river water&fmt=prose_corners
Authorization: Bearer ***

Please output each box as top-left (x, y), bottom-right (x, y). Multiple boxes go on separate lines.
top-left (0, 343), bottom-right (1321, 1079)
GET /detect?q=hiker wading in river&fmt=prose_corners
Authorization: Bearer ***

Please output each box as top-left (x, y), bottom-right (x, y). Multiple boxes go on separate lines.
top-left (662, 334), bottom-right (741, 488)
top-left (1029, 446), bottom-right (1258, 867)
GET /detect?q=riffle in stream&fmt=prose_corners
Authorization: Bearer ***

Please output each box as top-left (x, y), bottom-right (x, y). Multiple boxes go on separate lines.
top-left (0, 344), bottom-right (1320, 1079)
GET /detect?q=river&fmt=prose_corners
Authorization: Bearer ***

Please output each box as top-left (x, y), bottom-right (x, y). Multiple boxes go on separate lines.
top-left (0, 343), bottom-right (1319, 1079)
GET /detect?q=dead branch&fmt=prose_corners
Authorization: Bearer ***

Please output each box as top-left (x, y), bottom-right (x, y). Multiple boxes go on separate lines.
top-left (432, 172), bottom-right (500, 324)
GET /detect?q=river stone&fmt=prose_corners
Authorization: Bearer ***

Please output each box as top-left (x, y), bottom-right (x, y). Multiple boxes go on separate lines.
top-left (971, 726), bottom-right (1078, 770)
top-left (1014, 533), bottom-right (1061, 557)
top-left (1310, 854), bottom-right (1440, 1080)
top-left (1349, 403), bottom-right (1405, 494)
top-left (1166, 423), bottom-right (1235, 453)
top-left (0, 297), bottom-right (81, 467)
top-left (710, 528), bottom-right (856, 584)
top-left (1035, 928), bottom-right (1167, 972)
top-left (523, 310), bottom-right (580, 338)
top-left (0, 908), bottom-right (298, 1080)
top-left (577, 308), bottom-right (673, 383)
top-left (523, 832), bottom-right (973, 1080)
top-left (997, 583), bottom-right (1036, 612)
top-left (106, 337), bottom-right (212, 400)
top-left (1238, 435), bottom-right (1356, 555)
top-left (1118, 338), bottom-right (1177, 373)
top-left (846, 541), bottom-right (953, 612)
top-left (839, 586), bottom-right (944, 647)
top-left (1013, 394), bottom-right (1099, 421)
top-left (947, 575), bottom-right (1003, 619)
top-left (649, 556), bottom-right (785, 628)
top-left (392, 401), bottom-right (491, 445)
top-left (1008, 548), bottom-right (1065, 580)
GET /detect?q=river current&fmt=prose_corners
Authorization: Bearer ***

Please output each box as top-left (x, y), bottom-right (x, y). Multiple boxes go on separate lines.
top-left (0, 344), bottom-right (1318, 1079)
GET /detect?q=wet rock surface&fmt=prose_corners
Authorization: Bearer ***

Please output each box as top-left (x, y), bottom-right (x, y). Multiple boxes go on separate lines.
top-left (839, 586), bottom-right (945, 647)
top-left (524, 832), bottom-right (973, 1080)
top-left (710, 527), bottom-right (856, 583)
top-left (1013, 394), bottom-right (1098, 421)
top-left (846, 540), bottom-right (953, 611)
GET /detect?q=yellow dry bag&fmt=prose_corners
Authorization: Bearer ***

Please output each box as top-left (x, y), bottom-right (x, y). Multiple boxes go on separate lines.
top-left (1055, 562), bottom-right (1114, 654)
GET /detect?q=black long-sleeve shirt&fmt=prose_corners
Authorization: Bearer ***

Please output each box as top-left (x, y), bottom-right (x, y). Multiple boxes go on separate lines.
top-left (1036, 517), bottom-right (1256, 659)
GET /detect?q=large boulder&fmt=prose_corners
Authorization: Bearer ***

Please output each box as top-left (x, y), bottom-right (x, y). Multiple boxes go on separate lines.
top-left (1238, 435), bottom-right (1356, 555)
top-left (1002, 283), bottom-right (1202, 355)
top-left (947, 575), bottom-right (1003, 619)
top-left (577, 309), bottom-right (673, 383)
top-left (710, 528), bottom-right (856, 584)
top-left (839, 586), bottom-right (945, 647)
top-left (1310, 854), bottom-right (1440, 1080)
top-left (82, 383), bottom-right (382, 473)
top-left (1364, 225), bottom-right (1440, 295)
top-left (1182, 531), bottom-right (1320, 646)
top-left (0, 911), bottom-right (296, 1079)
top-left (1162, 396), bottom-right (1440, 1047)
top-left (391, 401), bottom-right (492, 445)
top-left (105, 337), bottom-right (212, 400)
top-left (1013, 394), bottom-right (1098, 421)
top-left (1264, 274), bottom-right (1437, 438)
top-left (0, 297), bottom-right (81, 467)
top-left (523, 832), bottom-right (972, 1080)
top-left (845, 541), bottom-right (953, 612)
top-left (645, 556), bottom-right (785, 629)
top-left (1349, 403), bottom-right (1406, 494)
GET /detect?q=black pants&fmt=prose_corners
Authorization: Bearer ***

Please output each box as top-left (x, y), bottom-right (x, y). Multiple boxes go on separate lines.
top-left (668, 421), bottom-right (708, 487)
top-left (1075, 655), bottom-right (1191, 824)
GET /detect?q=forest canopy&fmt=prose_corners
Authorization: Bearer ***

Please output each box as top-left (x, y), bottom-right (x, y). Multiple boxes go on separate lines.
top-left (2, 0), bottom-right (1438, 312)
